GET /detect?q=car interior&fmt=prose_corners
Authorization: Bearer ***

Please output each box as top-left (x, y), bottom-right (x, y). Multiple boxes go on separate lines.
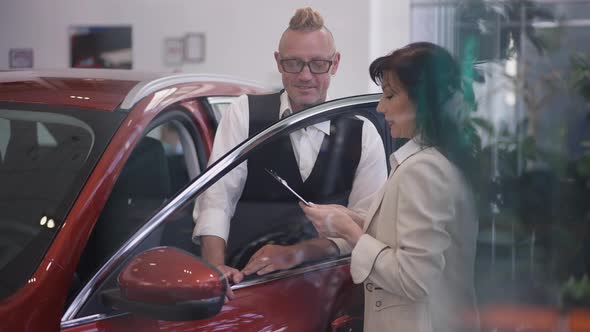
top-left (0, 113), bottom-right (99, 303)
top-left (71, 117), bottom-right (203, 311)
top-left (68, 105), bottom-right (391, 319)
top-left (76, 136), bottom-right (172, 283)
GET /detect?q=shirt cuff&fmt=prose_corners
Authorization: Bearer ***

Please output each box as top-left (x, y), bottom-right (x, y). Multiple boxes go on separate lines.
top-left (350, 234), bottom-right (389, 284)
top-left (192, 208), bottom-right (231, 244)
top-left (329, 237), bottom-right (352, 256)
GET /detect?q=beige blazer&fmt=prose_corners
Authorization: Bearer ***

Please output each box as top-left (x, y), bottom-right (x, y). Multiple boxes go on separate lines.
top-left (333, 140), bottom-right (479, 332)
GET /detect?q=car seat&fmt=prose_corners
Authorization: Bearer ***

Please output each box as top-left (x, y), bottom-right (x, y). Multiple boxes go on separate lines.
top-left (77, 136), bottom-right (172, 282)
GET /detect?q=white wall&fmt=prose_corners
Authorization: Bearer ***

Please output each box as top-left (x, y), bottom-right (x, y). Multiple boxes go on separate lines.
top-left (369, 0), bottom-right (411, 93)
top-left (0, 0), bottom-right (409, 98)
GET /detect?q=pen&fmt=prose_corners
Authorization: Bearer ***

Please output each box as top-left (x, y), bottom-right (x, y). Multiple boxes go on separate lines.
top-left (265, 168), bottom-right (311, 206)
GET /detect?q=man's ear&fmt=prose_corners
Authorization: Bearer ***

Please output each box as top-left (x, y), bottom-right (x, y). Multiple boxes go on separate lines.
top-left (331, 52), bottom-right (341, 75)
top-left (274, 51), bottom-right (283, 73)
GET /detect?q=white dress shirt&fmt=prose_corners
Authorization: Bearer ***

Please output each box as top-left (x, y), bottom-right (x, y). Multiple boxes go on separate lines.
top-left (193, 91), bottom-right (387, 243)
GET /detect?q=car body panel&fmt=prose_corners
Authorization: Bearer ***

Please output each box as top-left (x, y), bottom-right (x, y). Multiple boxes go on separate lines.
top-left (0, 70), bottom-right (151, 111)
top-left (0, 70), bottom-right (267, 112)
top-left (63, 264), bottom-right (357, 332)
top-left (0, 70), bottom-right (268, 331)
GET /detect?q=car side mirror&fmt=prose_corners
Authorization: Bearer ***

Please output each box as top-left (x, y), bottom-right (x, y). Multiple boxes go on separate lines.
top-left (102, 246), bottom-right (225, 321)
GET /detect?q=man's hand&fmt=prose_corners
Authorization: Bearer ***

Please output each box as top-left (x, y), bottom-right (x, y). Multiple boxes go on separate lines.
top-left (242, 244), bottom-right (304, 276)
top-left (215, 264), bottom-right (244, 303)
top-left (201, 235), bottom-right (242, 303)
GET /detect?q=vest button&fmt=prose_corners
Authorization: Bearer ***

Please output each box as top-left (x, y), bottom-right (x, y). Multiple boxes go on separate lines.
top-left (376, 301), bottom-right (382, 307)
top-left (366, 283), bottom-right (374, 292)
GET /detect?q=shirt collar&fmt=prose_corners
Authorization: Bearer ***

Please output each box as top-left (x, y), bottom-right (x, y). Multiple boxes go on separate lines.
top-left (390, 137), bottom-right (424, 168)
top-left (280, 91), bottom-right (331, 135)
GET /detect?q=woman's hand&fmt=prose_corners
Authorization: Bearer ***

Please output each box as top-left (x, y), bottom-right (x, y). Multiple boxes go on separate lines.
top-left (300, 202), bottom-right (364, 246)
top-left (318, 204), bottom-right (366, 228)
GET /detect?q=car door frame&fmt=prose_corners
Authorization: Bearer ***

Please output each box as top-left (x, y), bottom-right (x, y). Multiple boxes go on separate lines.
top-left (60, 106), bottom-right (211, 328)
top-left (61, 93), bottom-right (388, 329)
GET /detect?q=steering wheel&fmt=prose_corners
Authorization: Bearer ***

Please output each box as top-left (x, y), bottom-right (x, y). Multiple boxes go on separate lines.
top-left (227, 222), bottom-right (315, 270)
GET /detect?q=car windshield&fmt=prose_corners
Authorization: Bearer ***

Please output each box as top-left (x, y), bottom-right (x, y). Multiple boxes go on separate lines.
top-left (0, 104), bottom-right (125, 299)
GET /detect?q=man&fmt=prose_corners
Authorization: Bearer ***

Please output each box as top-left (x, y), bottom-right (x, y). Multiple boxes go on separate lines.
top-left (192, 7), bottom-right (387, 299)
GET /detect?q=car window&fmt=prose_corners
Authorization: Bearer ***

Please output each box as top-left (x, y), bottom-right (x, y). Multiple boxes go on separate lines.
top-left (73, 113), bottom-right (204, 302)
top-left (205, 96), bottom-right (239, 124)
top-left (0, 106), bottom-right (122, 301)
top-left (0, 118), bottom-right (8, 161)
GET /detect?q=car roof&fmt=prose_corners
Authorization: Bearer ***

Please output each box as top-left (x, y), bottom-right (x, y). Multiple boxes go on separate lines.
top-left (0, 69), bottom-right (269, 111)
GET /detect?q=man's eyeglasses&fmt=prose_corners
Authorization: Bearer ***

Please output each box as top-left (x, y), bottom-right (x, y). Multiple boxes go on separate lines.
top-left (279, 58), bottom-right (334, 74)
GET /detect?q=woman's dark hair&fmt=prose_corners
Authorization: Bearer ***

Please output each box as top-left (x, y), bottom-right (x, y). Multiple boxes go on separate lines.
top-left (369, 42), bottom-right (480, 187)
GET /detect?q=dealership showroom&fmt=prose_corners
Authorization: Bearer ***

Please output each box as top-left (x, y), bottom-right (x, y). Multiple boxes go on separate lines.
top-left (1, 0), bottom-right (590, 331)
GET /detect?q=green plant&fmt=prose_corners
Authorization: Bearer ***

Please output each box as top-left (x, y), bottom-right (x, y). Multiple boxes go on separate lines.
top-left (456, 0), bottom-right (556, 61)
top-left (561, 275), bottom-right (590, 308)
top-left (571, 53), bottom-right (590, 101)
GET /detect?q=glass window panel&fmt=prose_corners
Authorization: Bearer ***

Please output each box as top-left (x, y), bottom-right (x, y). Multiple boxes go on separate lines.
top-left (411, 1), bottom-right (590, 328)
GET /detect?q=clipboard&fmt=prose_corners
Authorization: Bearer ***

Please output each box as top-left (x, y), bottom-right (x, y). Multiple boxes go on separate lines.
top-left (265, 168), bottom-right (311, 206)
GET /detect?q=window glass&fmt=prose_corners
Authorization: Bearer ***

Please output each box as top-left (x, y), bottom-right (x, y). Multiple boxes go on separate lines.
top-left (0, 106), bottom-right (122, 301)
top-left (75, 102), bottom-right (389, 320)
top-left (411, 1), bottom-right (590, 328)
top-left (75, 119), bottom-right (199, 289)
top-left (76, 195), bottom-right (201, 318)
top-left (206, 96), bottom-right (239, 123)
top-left (147, 121), bottom-right (192, 193)
top-left (0, 110), bottom-right (93, 270)
top-left (0, 118), bottom-right (8, 161)
top-left (194, 104), bottom-right (389, 271)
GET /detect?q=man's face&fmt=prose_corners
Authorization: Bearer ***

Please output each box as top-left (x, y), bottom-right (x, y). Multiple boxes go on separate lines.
top-left (274, 29), bottom-right (340, 112)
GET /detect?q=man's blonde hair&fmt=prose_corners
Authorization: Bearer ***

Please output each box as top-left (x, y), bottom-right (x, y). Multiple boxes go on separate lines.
top-left (288, 7), bottom-right (325, 31)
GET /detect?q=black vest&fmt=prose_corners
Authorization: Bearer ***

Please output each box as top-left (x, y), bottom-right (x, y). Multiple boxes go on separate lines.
top-left (226, 92), bottom-right (363, 268)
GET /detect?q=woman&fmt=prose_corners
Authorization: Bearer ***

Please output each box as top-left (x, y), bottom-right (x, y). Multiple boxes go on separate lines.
top-left (301, 42), bottom-right (480, 332)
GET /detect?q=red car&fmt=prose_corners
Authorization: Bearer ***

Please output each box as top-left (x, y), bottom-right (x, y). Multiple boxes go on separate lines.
top-left (3, 70), bottom-right (589, 332)
top-left (0, 70), bottom-right (385, 331)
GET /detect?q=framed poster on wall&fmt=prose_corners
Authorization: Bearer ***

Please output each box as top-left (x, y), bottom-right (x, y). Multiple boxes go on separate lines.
top-left (9, 48), bottom-right (34, 69)
top-left (184, 33), bottom-right (205, 63)
top-left (69, 26), bottom-right (132, 69)
top-left (163, 37), bottom-right (184, 67)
